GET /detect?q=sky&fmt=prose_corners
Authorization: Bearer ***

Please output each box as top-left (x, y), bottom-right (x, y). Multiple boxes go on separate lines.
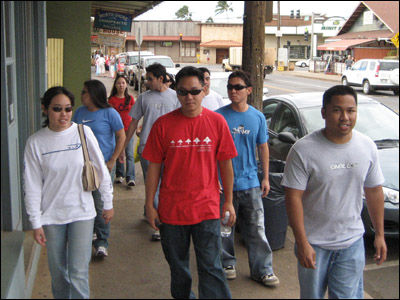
top-left (135, 1), bottom-right (361, 23)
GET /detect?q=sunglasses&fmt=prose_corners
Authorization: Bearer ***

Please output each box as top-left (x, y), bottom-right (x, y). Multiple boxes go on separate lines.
top-left (227, 84), bottom-right (248, 91)
top-left (176, 89), bottom-right (203, 96)
top-left (51, 106), bottom-right (73, 113)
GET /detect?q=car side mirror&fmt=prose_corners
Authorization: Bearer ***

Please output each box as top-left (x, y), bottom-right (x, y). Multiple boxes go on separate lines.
top-left (278, 132), bottom-right (297, 144)
top-left (175, 64), bottom-right (180, 68)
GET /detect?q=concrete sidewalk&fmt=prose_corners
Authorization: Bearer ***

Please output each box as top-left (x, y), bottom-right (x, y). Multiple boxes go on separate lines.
top-left (30, 69), bottom-right (368, 299)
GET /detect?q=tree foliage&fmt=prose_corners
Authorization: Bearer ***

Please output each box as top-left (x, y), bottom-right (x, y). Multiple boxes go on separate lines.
top-left (175, 5), bottom-right (193, 21)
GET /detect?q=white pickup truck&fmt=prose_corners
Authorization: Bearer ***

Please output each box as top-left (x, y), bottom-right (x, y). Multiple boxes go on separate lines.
top-left (222, 47), bottom-right (275, 78)
top-left (133, 55), bottom-right (180, 91)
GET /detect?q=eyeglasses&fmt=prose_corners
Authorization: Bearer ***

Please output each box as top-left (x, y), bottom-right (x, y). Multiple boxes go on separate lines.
top-left (51, 106), bottom-right (73, 113)
top-left (227, 84), bottom-right (248, 91)
top-left (176, 89), bottom-right (203, 96)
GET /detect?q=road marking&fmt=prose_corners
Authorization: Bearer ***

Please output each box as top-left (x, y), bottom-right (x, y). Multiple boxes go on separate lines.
top-left (270, 78), bottom-right (330, 89)
top-left (264, 84), bottom-right (298, 93)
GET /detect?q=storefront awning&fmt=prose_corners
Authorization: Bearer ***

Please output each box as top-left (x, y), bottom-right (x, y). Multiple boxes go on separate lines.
top-left (317, 39), bottom-right (375, 51)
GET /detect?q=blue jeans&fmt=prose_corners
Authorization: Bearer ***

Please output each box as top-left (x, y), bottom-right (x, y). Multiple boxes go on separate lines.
top-left (116, 136), bottom-right (136, 182)
top-left (221, 187), bottom-right (274, 278)
top-left (160, 219), bottom-right (231, 299)
top-left (92, 165), bottom-right (115, 249)
top-left (296, 237), bottom-right (365, 299)
top-left (43, 219), bottom-right (95, 299)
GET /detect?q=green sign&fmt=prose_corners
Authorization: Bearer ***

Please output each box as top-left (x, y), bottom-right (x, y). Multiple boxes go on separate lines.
top-left (94, 10), bottom-right (132, 32)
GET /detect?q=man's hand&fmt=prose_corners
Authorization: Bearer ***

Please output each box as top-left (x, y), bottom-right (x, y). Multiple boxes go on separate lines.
top-left (297, 241), bottom-right (316, 269)
top-left (103, 208), bottom-right (114, 224)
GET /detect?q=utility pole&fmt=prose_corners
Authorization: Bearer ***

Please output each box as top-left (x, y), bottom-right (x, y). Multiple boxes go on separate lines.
top-left (277, 1), bottom-right (281, 69)
top-left (242, 1), bottom-right (267, 111)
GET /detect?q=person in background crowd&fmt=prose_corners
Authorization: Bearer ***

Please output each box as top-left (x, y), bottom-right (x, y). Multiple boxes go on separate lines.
top-left (216, 70), bottom-right (279, 287)
top-left (143, 66), bottom-right (237, 299)
top-left (73, 79), bottom-right (125, 258)
top-left (199, 67), bottom-right (225, 111)
top-left (165, 73), bottom-right (176, 90)
top-left (24, 86), bottom-right (114, 298)
top-left (282, 85), bottom-right (386, 299)
top-left (109, 75), bottom-right (136, 187)
top-left (345, 55), bottom-right (354, 70)
top-left (121, 63), bottom-right (180, 241)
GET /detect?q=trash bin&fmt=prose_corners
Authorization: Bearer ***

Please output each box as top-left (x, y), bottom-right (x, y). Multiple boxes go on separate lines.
top-left (258, 160), bottom-right (288, 250)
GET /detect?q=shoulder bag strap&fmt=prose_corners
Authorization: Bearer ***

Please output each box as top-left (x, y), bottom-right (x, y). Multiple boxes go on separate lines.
top-left (78, 124), bottom-right (90, 163)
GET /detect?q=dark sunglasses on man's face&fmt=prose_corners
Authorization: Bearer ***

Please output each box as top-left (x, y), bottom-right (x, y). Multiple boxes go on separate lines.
top-left (227, 84), bottom-right (248, 91)
top-left (51, 106), bottom-right (73, 113)
top-left (176, 89), bottom-right (203, 96)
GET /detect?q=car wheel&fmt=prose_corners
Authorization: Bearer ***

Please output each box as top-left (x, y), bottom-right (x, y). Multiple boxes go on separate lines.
top-left (301, 63), bottom-right (306, 68)
top-left (393, 88), bottom-right (399, 96)
top-left (342, 77), bottom-right (348, 86)
top-left (363, 80), bottom-right (371, 94)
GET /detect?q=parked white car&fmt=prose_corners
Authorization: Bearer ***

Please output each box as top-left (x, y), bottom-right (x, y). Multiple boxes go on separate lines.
top-left (295, 59), bottom-right (309, 68)
top-left (341, 59), bottom-right (399, 95)
top-left (133, 55), bottom-right (180, 91)
top-left (121, 51), bottom-right (154, 86)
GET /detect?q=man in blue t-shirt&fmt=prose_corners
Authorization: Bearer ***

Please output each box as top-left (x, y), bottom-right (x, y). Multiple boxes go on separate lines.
top-left (216, 70), bottom-right (279, 287)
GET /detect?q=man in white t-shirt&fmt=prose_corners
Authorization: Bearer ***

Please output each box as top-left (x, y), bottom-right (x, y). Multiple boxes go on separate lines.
top-left (199, 67), bottom-right (225, 111)
top-left (282, 85), bottom-right (387, 299)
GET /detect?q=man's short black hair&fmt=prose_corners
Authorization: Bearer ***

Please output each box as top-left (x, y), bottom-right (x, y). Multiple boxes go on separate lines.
top-left (199, 67), bottom-right (211, 75)
top-left (323, 85), bottom-right (358, 109)
top-left (146, 63), bottom-right (167, 83)
top-left (228, 70), bottom-right (252, 88)
top-left (175, 66), bottom-right (205, 87)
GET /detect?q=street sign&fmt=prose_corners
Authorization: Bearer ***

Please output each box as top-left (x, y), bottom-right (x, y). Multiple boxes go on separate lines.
top-left (136, 27), bottom-right (143, 46)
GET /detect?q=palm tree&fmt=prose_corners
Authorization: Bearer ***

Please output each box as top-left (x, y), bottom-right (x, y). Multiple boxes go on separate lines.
top-left (215, 1), bottom-right (233, 22)
top-left (175, 5), bottom-right (193, 21)
top-left (206, 17), bottom-right (214, 23)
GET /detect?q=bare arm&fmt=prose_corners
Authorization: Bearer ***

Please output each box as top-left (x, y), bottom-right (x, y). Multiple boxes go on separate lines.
top-left (107, 128), bottom-right (126, 171)
top-left (364, 185), bottom-right (387, 265)
top-left (258, 142), bottom-right (270, 198)
top-left (218, 159), bottom-right (236, 227)
top-left (145, 162), bottom-right (162, 231)
top-left (285, 187), bottom-right (316, 269)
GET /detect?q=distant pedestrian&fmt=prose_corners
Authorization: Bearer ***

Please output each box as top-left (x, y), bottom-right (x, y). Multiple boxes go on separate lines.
top-left (24, 86), bottom-right (114, 298)
top-left (199, 67), bottom-right (225, 111)
top-left (109, 75), bottom-right (136, 186)
top-left (345, 55), bottom-right (354, 70)
top-left (216, 70), bottom-right (280, 287)
top-left (98, 54), bottom-right (106, 76)
top-left (282, 85), bottom-right (387, 298)
top-left (143, 66), bottom-right (237, 299)
top-left (73, 80), bottom-right (125, 258)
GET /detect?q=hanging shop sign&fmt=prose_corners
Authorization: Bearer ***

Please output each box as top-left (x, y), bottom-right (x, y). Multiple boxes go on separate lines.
top-left (94, 10), bottom-right (133, 32)
top-left (97, 34), bottom-right (126, 48)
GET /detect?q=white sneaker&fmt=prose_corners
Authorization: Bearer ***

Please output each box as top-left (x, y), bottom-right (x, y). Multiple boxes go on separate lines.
top-left (224, 265), bottom-right (236, 280)
top-left (115, 177), bottom-right (124, 184)
top-left (127, 180), bottom-right (136, 186)
top-left (253, 274), bottom-right (280, 287)
top-left (151, 230), bottom-right (161, 241)
top-left (95, 246), bottom-right (108, 258)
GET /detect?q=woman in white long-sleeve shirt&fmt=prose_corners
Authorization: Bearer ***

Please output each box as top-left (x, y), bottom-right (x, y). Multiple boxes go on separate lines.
top-left (24, 86), bottom-right (114, 299)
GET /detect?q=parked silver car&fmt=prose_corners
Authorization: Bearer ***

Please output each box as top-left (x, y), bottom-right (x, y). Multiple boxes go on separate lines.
top-left (263, 92), bottom-right (399, 238)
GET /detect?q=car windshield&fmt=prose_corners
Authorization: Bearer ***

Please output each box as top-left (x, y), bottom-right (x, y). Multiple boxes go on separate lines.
top-left (210, 77), bottom-right (229, 99)
top-left (144, 58), bottom-right (174, 68)
top-left (379, 149), bottom-right (399, 190)
top-left (300, 103), bottom-right (399, 142)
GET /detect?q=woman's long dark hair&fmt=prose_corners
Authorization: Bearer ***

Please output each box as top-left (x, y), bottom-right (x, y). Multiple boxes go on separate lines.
top-left (41, 86), bottom-right (75, 127)
top-left (109, 75), bottom-right (131, 106)
top-left (84, 79), bottom-right (111, 109)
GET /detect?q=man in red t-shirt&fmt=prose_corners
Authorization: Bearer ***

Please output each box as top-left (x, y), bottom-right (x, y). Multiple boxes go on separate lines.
top-left (143, 66), bottom-right (237, 299)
